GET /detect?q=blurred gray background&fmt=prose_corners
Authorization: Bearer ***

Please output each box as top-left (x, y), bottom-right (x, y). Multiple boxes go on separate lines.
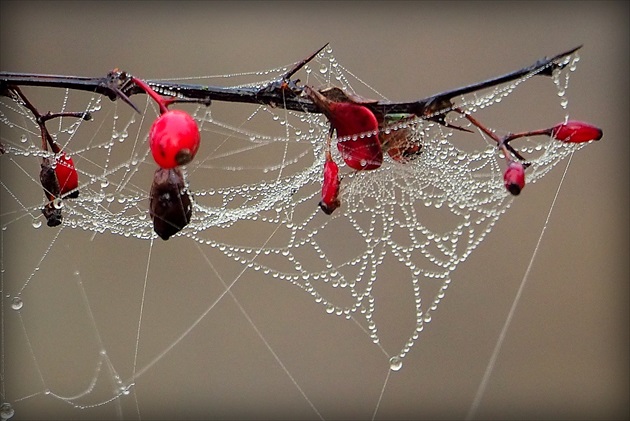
top-left (1, 1), bottom-right (628, 420)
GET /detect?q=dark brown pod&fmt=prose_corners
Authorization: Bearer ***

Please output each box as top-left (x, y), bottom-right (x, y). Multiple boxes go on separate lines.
top-left (40, 158), bottom-right (63, 227)
top-left (149, 167), bottom-right (193, 240)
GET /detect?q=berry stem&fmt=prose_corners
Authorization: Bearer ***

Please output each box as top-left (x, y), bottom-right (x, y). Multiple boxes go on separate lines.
top-left (131, 76), bottom-right (170, 114)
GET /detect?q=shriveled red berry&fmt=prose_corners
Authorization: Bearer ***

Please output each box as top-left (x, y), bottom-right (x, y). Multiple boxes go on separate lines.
top-left (149, 110), bottom-right (200, 169)
top-left (319, 156), bottom-right (341, 215)
top-left (305, 86), bottom-right (382, 171)
top-left (503, 161), bottom-right (525, 195)
top-left (54, 152), bottom-right (79, 198)
top-left (550, 120), bottom-right (603, 143)
top-left (381, 114), bottom-right (421, 163)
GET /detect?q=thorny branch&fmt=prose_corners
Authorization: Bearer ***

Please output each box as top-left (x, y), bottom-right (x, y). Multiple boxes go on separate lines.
top-left (1, 44), bottom-right (581, 126)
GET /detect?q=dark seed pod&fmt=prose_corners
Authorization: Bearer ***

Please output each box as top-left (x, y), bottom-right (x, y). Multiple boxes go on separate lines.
top-left (149, 167), bottom-right (193, 240)
top-left (40, 158), bottom-right (63, 227)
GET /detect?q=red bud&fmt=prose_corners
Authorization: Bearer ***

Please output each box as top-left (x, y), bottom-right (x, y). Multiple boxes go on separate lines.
top-left (503, 161), bottom-right (525, 195)
top-left (551, 120), bottom-right (603, 143)
top-left (319, 157), bottom-right (341, 215)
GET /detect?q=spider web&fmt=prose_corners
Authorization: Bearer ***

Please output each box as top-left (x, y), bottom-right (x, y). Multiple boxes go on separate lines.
top-left (0, 46), bottom-right (588, 419)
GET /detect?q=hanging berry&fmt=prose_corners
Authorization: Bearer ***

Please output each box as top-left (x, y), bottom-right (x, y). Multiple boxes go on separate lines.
top-left (149, 109), bottom-right (200, 168)
top-left (305, 86), bottom-right (383, 171)
top-left (503, 161), bottom-right (526, 195)
top-left (319, 152), bottom-right (341, 215)
top-left (149, 167), bottom-right (193, 240)
top-left (132, 77), bottom-right (201, 169)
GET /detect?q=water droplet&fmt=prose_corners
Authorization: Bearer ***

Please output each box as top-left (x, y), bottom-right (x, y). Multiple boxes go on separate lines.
top-left (319, 65), bottom-right (328, 74)
top-left (10, 297), bottom-right (23, 310)
top-left (0, 402), bottom-right (15, 420)
top-left (31, 219), bottom-right (42, 229)
top-left (389, 356), bottom-right (403, 371)
top-left (20, 134), bottom-right (28, 143)
top-left (52, 198), bottom-right (63, 209)
top-left (100, 179), bottom-right (109, 188)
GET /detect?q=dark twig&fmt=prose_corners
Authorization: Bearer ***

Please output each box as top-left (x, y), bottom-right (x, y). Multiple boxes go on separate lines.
top-left (1, 46), bottom-right (581, 125)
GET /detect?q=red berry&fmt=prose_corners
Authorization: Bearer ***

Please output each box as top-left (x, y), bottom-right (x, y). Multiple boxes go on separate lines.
top-left (305, 87), bottom-right (382, 171)
top-left (149, 110), bottom-right (200, 169)
top-left (319, 156), bottom-right (341, 215)
top-left (54, 152), bottom-right (79, 198)
top-left (550, 120), bottom-right (603, 143)
top-left (503, 161), bottom-right (525, 195)
top-left (331, 102), bottom-right (383, 170)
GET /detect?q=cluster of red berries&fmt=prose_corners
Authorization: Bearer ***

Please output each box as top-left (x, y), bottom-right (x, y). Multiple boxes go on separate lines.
top-left (306, 83), bottom-right (603, 211)
top-left (502, 120), bottom-right (602, 196)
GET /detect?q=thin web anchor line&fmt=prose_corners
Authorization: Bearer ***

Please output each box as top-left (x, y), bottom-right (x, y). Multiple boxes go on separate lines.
top-left (193, 237), bottom-right (325, 421)
top-left (465, 152), bottom-right (576, 420)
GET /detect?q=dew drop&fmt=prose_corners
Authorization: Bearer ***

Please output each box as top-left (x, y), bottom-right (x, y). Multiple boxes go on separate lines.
top-left (0, 402), bottom-right (15, 420)
top-left (389, 356), bottom-right (403, 371)
top-left (10, 297), bottom-right (23, 311)
top-left (52, 198), bottom-right (63, 209)
top-left (31, 219), bottom-right (42, 229)
top-left (20, 134), bottom-right (28, 143)
top-left (319, 65), bottom-right (328, 74)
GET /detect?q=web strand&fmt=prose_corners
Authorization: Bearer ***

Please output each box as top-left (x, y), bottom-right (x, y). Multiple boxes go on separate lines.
top-left (465, 152), bottom-right (576, 420)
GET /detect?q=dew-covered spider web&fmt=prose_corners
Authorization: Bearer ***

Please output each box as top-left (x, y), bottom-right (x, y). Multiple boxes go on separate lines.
top-left (0, 46), bottom-right (590, 419)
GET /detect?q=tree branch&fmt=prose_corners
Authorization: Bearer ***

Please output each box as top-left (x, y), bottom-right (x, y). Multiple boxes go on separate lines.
top-left (1, 45), bottom-right (581, 122)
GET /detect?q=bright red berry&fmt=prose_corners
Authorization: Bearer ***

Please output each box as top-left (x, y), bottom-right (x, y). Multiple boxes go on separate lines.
top-left (319, 155), bottom-right (341, 215)
top-left (54, 151), bottom-right (79, 198)
top-left (550, 120), bottom-right (603, 143)
top-left (149, 110), bottom-right (200, 169)
top-left (305, 86), bottom-right (382, 171)
top-left (132, 76), bottom-right (202, 169)
top-left (503, 161), bottom-right (525, 195)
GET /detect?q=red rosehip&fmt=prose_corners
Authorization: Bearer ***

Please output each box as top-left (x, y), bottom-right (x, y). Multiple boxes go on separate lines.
top-left (305, 87), bottom-right (382, 171)
top-left (503, 161), bottom-right (525, 195)
top-left (319, 156), bottom-right (341, 215)
top-left (149, 110), bottom-right (200, 169)
top-left (550, 120), bottom-right (603, 143)
top-left (331, 102), bottom-right (382, 170)
top-left (54, 151), bottom-right (79, 198)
